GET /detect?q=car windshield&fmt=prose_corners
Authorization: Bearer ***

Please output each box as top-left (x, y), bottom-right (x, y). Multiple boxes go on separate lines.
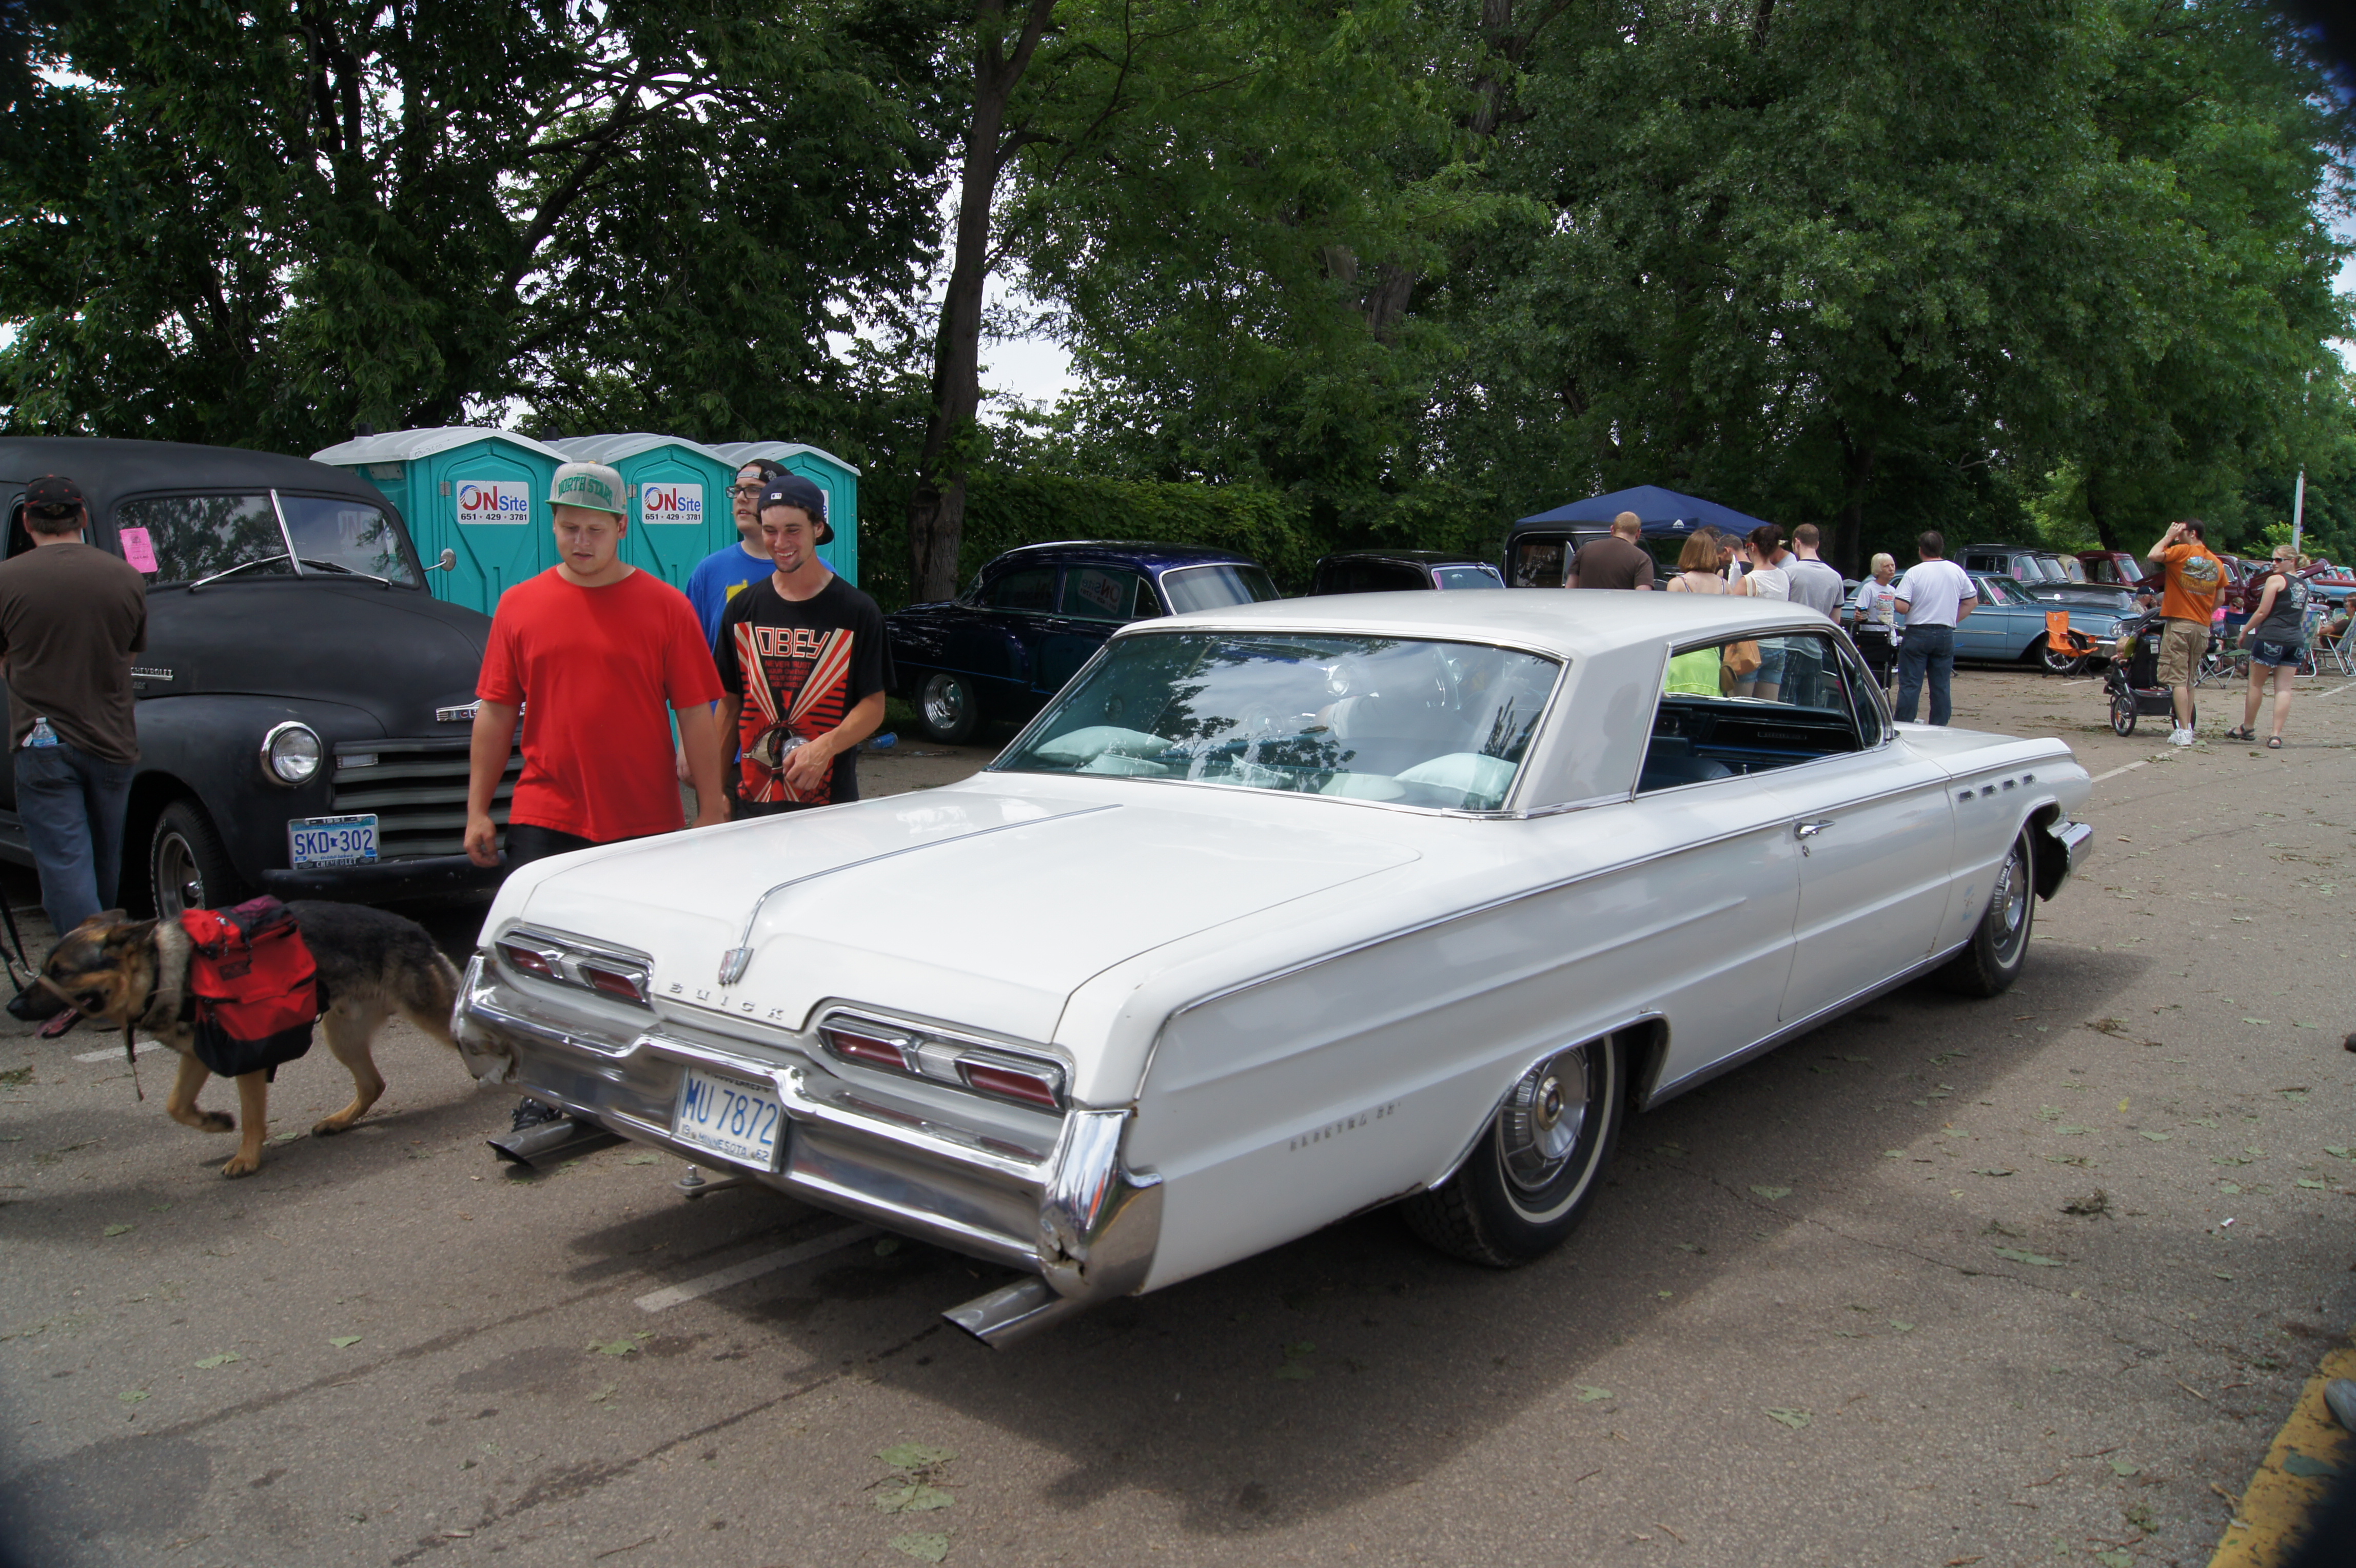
top-left (116, 491), bottom-right (418, 586)
top-left (995, 632), bottom-right (1560, 812)
top-left (1160, 562), bottom-right (1283, 614)
top-left (1975, 575), bottom-right (2022, 605)
top-left (1433, 564), bottom-right (1505, 590)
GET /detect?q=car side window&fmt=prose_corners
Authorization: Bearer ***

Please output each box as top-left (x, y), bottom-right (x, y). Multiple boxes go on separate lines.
top-left (1059, 566), bottom-right (1153, 621)
top-left (1640, 632), bottom-right (1867, 793)
top-left (988, 567), bottom-right (1056, 612)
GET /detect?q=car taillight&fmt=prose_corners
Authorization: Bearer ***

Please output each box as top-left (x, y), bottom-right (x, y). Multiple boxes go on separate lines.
top-left (959, 1060), bottom-right (1062, 1110)
top-left (580, 965), bottom-right (644, 1004)
top-left (822, 1026), bottom-right (911, 1071)
top-left (498, 942), bottom-right (557, 980)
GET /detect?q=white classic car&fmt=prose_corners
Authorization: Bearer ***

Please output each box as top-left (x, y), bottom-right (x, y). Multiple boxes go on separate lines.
top-left (455, 593), bottom-right (2091, 1345)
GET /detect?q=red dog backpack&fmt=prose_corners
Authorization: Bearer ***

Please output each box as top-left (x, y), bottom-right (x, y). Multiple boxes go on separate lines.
top-left (180, 896), bottom-right (322, 1080)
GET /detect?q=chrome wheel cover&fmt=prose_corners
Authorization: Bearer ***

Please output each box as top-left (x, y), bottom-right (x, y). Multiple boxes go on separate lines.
top-left (1501, 1045), bottom-right (1589, 1193)
top-left (154, 831), bottom-right (204, 920)
top-left (921, 675), bottom-right (969, 735)
top-left (1990, 839), bottom-right (2030, 963)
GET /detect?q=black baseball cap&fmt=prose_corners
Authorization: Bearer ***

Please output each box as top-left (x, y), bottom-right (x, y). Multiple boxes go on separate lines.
top-left (757, 475), bottom-right (833, 544)
top-left (23, 474), bottom-right (84, 521)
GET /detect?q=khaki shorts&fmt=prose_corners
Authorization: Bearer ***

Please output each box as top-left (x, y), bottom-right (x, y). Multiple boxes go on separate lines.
top-left (2156, 618), bottom-right (2209, 686)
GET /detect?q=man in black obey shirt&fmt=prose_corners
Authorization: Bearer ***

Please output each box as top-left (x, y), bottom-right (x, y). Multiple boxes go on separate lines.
top-left (713, 476), bottom-right (892, 812)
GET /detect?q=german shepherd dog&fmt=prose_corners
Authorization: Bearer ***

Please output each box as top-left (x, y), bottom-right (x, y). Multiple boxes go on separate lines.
top-left (41, 900), bottom-right (470, 1178)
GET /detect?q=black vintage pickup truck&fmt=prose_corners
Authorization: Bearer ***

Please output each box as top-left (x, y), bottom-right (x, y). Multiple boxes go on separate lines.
top-left (0, 437), bottom-right (518, 918)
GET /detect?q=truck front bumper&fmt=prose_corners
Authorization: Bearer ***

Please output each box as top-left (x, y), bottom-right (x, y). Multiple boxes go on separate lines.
top-left (452, 958), bottom-right (1161, 1346)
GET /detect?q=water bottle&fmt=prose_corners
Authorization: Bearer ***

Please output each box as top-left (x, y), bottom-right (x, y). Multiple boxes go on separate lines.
top-left (23, 717), bottom-right (58, 750)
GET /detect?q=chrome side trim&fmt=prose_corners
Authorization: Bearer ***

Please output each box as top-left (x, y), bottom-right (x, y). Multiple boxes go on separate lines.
top-left (717, 805), bottom-right (1123, 984)
top-left (1641, 943), bottom-right (1969, 1108)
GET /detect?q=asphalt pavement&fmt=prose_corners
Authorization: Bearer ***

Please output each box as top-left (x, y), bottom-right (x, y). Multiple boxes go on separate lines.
top-left (1, 669), bottom-right (2350, 1567)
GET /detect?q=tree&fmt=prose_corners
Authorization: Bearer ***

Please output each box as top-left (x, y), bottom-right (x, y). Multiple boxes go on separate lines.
top-left (0, 0), bottom-right (949, 457)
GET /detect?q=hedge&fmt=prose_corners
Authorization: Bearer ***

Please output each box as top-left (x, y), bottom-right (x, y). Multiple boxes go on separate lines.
top-left (856, 469), bottom-right (1320, 610)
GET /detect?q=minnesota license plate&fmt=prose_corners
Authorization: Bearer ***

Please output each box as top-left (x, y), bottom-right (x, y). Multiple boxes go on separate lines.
top-left (672, 1066), bottom-right (783, 1170)
top-left (288, 814), bottom-right (378, 869)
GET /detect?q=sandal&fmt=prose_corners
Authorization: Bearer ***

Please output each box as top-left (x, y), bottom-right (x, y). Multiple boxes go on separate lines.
top-left (2223, 726), bottom-right (2255, 742)
top-left (2267, 736), bottom-right (2282, 749)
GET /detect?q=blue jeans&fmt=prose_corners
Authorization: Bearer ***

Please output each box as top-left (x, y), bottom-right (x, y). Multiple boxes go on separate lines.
top-left (1896, 624), bottom-right (1957, 726)
top-left (13, 742), bottom-right (135, 942)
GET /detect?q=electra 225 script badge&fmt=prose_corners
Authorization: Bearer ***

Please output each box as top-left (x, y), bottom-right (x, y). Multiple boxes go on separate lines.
top-left (639, 484), bottom-right (703, 524)
top-left (454, 481), bottom-right (532, 524)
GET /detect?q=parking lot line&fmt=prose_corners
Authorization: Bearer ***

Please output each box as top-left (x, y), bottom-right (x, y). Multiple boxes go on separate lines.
top-left (2204, 1334), bottom-right (2356, 1566)
top-left (2090, 759), bottom-right (2150, 783)
top-left (72, 1038), bottom-right (167, 1064)
top-left (633, 1223), bottom-right (878, 1312)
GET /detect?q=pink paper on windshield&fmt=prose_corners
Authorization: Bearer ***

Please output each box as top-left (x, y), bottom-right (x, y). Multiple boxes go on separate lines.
top-left (119, 527), bottom-right (159, 573)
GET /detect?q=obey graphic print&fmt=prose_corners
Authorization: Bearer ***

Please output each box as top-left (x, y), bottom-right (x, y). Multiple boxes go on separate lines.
top-left (713, 575), bottom-right (893, 809)
top-left (733, 621), bottom-right (855, 804)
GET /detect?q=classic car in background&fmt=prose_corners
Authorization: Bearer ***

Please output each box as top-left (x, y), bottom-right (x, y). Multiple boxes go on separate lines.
top-left (885, 541), bottom-right (1281, 743)
top-left (456, 592), bottom-right (2092, 1347)
top-left (1309, 550), bottom-right (1505, 594)
top-left (1958, 571), bottom-right (2128, 672)
top-left (1960, 544), bottom-right (2138, 615)
top-left (2078, 549), bottom-right (2160, 598)
top-left (0, 438), bottom-right (518, 917)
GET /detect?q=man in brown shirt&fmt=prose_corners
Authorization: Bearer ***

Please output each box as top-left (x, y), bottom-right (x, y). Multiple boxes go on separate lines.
top-left (1566, 512), bottom-right (1656, 590)
top-left (0, 474), bottom-right (147, 1031)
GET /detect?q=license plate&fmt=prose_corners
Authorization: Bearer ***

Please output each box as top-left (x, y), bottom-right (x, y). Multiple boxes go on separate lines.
top-left (672, 1066), bottom-right (783, 1170)
top-left (289, 814), bottom-right (378, 869)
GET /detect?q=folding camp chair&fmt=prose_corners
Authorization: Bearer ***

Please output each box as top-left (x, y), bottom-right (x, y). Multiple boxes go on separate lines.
top-left (2043, 610), bottom-right (2105, 675)
top-left (2315, 604), bottom-right (2356, 677)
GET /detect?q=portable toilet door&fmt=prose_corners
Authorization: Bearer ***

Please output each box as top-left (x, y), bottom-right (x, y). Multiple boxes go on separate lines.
top-left (544, 434), bottom-right (737, 595)
top-left (311, 427), bottom-right (566, 614)
top-left (706, 440), bottom-right (860, 584)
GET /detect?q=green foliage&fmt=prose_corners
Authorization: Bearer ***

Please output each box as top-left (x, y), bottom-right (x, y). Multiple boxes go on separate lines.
top-left (0, 0), bottom-right (950, 457)
top-left (859, 469), bottom-right (1314, 609)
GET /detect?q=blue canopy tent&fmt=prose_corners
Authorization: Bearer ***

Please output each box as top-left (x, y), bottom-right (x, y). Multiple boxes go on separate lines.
top-left (1505, 485), bottom-right (1774, 586)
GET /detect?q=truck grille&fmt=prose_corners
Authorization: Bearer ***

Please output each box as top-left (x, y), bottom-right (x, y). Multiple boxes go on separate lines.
top-left (331, 740), bottom-right (520, 860)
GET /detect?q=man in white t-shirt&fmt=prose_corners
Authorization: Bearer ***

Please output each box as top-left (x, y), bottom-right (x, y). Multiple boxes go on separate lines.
top-left (1785, 524), bottom-right (1848, 617)
top-left (1892, 531), bottom-right (1977, 726)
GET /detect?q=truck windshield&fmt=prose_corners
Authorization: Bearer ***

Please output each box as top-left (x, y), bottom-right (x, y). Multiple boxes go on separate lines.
top-left (995, 631), bottom-right (1560, 812)
top-left (116, 492), bottom-right (418, 586)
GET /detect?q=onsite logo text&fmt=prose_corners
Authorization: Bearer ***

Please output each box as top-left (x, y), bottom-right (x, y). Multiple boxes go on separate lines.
top-left (455, 480), bottom-right (531, 525)
top-left (641, 483), bottom-right (704, 525)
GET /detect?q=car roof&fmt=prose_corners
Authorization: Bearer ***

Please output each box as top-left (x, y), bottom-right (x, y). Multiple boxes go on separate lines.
top-left (1123, 586), bottom-right (1827, 658)
top-left (1318, 549), bottom-right (1495, 567)
top-left (990, 540), bottom-right (1263, 572)
top-left (0, 436), bottom-right (394, 515)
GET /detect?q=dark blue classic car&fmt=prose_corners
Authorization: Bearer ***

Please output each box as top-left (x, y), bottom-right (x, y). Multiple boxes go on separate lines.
top-left (887, 541), bottom-right (1282, 743)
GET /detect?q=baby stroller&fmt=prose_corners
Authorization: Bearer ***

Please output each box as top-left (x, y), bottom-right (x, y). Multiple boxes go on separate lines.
top-left (2104, 611), bottom-right (2187, 736)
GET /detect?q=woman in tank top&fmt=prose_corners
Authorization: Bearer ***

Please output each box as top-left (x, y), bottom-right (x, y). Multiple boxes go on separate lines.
top-left (1731, 524), bottom-right (1791, 700)
top-left (1665, 530), bottom-right (1730, 595)
top-left (2228, 547), bottom-right (2311, 747)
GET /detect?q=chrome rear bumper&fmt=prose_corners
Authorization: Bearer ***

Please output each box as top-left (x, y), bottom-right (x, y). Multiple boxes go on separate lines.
top-left (453, 958), bottom-right (1159, 1346)
top-left (2039, 815), bottom-right (2094, 897)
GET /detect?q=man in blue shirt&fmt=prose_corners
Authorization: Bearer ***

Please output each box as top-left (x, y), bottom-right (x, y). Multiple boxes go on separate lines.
top-left (685, 458), bottom-right (785, 649)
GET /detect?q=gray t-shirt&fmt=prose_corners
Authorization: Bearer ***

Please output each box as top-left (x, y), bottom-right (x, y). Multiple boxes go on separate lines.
top-left (1786, 557), bottom-right (1847, 617)
top-left (0, 541), bottom-right (148, 763)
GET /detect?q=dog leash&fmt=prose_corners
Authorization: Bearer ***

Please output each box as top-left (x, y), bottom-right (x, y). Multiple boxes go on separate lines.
top-left (124, 1021), bottom-right (143, 1101)
top-left (0, 897), bottom-right (31, 995)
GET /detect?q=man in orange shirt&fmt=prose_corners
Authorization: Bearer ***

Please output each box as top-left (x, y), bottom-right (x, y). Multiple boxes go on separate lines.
top-left (2144, 518), bottom-right (2225, 747)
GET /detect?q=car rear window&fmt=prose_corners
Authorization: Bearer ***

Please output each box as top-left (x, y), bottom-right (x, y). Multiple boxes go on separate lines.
top-left (1161, 562), bottom-right (1282, 614)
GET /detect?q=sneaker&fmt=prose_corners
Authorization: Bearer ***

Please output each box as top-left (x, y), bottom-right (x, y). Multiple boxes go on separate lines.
top-left (510, 1098), bottom-right (566, 1132)
top-left (2167, 727), bottom-right (2193, 747)
top-left (2329, 1379), bottom-right (2356, 1435)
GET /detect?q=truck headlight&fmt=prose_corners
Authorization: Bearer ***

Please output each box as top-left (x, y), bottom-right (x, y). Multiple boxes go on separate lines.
top-left (262, 722), bottom-right (324, 786)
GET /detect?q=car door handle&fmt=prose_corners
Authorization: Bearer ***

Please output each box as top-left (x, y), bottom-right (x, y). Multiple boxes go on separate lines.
top-left (1795, 819), bottom-right (1834, 838)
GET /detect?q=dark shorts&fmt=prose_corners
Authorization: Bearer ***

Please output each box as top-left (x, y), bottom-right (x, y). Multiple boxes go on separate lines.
top-left (504, 822), bottom-right (600, 870)
top-left (2250, 639), bottom-right (2306, 669)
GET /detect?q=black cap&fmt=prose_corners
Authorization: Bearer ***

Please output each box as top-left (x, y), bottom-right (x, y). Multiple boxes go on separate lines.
top-left (757, 475), bottom-right (833, 545)
top-left (23, 474), bottom-right (84, 522)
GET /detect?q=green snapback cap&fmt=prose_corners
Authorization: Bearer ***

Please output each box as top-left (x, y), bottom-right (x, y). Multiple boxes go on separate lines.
top-left (548, 462), bottom-right (626, 517)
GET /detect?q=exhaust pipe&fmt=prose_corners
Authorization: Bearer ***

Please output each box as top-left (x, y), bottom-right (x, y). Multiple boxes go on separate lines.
top-left (485, 1111), bottom-right (620, 1167)
top-left (941, 1277), bottom-right (1096, 1348)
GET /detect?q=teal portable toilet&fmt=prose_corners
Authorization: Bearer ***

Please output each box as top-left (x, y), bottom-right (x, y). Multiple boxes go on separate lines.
top-left (545, 434), bottom-right (739, 595)
top-left (706, 440), bottom-right (860, 584)
top-left (311, 427), bottom-right (567, 614)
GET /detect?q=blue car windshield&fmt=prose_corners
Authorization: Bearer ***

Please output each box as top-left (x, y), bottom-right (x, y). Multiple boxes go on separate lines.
top-left (994, 632), bottom-right (1560, 812)
top-left (1160, 562), bottom-right (1282, 614)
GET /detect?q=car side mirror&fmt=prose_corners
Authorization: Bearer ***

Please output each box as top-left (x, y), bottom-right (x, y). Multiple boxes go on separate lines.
top-left (427, 548), bottom-right (456, 573)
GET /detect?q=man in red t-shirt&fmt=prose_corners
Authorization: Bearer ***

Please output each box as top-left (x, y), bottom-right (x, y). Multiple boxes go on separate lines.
top-left (463, 461), bottom-right (729, 872)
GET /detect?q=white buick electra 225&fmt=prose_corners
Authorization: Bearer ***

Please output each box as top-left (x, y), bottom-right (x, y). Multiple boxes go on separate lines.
top-left (454, 592), bottom-right (2092, 1345)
